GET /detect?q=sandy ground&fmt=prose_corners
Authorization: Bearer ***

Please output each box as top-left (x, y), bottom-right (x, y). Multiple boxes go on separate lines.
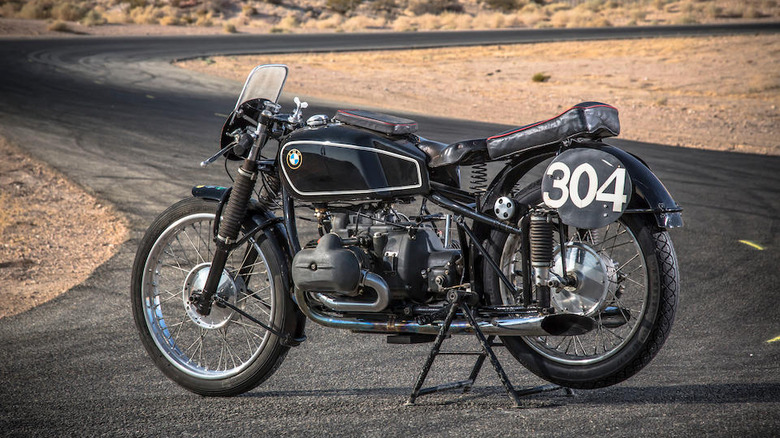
top-left (0, 138), bottom-right (128, 319)
top-left (179, 34), bottom-right (779, 155)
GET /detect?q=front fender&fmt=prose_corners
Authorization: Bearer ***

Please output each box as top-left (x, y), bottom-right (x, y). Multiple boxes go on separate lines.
top-left (599, 145), bottom-right (683, 229)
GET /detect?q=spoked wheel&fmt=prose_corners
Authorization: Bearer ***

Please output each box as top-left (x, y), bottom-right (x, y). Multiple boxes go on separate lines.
top-left (131, 198), bottom-right (295, 396)
top-left (483, 186), bottom-right (679, 389)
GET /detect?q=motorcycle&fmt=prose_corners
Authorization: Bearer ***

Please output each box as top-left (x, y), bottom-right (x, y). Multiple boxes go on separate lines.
top-left (131, 64), bottom-right (682, 400)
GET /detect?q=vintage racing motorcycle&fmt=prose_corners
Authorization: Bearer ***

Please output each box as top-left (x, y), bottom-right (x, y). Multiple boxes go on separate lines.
top-left (132, 64), bottom-right (682, 402)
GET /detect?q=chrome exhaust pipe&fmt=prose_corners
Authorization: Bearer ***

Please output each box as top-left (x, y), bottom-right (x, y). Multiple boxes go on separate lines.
top-left (311, 271), bottom-right (390, 313)
top-left (296, 286), bottom-right (594, 337)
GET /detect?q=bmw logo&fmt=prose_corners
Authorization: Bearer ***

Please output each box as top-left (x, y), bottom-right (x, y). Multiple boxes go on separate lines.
top-left (286, 149), bottom-right (302, 169)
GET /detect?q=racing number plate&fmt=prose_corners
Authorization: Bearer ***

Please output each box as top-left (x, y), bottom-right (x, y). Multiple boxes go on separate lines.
top-left (541, 148), bottom-right (632, 229)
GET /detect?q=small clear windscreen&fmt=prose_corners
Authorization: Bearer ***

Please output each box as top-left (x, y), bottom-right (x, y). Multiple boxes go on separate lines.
top-left (234, 64), bottom-right (288, 110)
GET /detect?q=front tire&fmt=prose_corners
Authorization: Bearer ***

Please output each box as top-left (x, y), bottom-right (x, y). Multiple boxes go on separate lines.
top-left (131, 198), bottom-right (295, 396)
top-left (483, 188), bottom-right (679, 389)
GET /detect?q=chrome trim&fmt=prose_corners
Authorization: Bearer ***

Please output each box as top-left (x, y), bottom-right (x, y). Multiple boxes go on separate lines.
top-left (296, 286), bottom-right (590, 337)
top-left (313, 271), bottom-right (390, 313)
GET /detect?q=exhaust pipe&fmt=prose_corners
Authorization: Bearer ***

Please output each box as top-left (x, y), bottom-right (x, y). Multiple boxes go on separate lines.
top-left (312, 271), bottom-right (390, 313)
top-left (296, 286), bottom-right (594, 337)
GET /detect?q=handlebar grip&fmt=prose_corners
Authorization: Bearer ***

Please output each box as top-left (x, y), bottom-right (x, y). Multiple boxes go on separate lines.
top-left (233, 133), bottom-right (254, 157)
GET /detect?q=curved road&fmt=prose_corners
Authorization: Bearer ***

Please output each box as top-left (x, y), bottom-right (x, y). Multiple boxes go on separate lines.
top-left (1, 25), bottom-right (779, 436)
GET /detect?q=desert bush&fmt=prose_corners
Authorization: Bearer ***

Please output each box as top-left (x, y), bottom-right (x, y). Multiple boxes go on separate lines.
top-left (47, 20), bottom-right (70, 32)
top-left (130, 5), bottom-right (162, 24)
top-left (278, 13), bottom-right (300, 29)
top-left (18, 1), bottom-right (49, 20)
top-left (484, 0), bottom-right (520, 12)
top-left (392, 15), bottom-right (417, 31)
top-left (223, 22), bottom-right (237, 33)
top-left (674, 14), bottom-right (698, 24)
top-left (532, 72), bottom-right (550, 82)
top-left (159, 15), bottom-right (181, 25)
top-left (341, 15), bottom-right (386, 31)
top-left (81, 9), bottom-right (106, 26)
top-left (327, 0), bottom-right (363, 14)
top-left (52, 3), bottom-right (87, 22)
top-left (242, 4), bottom-right (256, 16)
top-left (408, 0), bottom-right (463, 16)
top-left (313, 13), bottom-right (345, 29)
top-left (744, 6), bottom-right (762, 18)
top-left (369, 0), bottom-right (397, 15)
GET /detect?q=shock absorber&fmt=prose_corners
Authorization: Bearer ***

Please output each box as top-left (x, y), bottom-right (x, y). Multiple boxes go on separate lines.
top-left (194, 111), bottom-right (273, 316)
top-left (529, 212), bottom-right (554, 311)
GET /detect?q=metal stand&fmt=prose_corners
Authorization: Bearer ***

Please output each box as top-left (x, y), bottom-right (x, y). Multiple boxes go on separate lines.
top-left (405, 292), bottom-right (573, 408)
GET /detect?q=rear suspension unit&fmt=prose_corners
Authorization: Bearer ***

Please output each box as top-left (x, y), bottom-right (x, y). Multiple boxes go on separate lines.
top-left (529, 212), bottom-right (554, 310)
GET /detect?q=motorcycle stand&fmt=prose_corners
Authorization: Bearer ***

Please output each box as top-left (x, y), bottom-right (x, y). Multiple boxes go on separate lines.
top-left (404, 291), bottom-right (573, 408)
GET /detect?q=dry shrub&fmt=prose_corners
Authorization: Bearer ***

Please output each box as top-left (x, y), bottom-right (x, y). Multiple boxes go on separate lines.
top-left (313, 13), bottom-right (345, 29)
top-left (18, 1), bottom-right (49, 20)
top-left (472, 12), bottom-right (520, 29)
top-left (415, 13), bottom-right (441, 29)
top-left (159, 15), bottom-right (181, 25)
top-left (242, 4), bottom-right (256, 17)
top-left (341, 15), bottom-right (385, 31)
top-left (52, 3), bottom-right (87, 22)
top-left (81, 9), bottom-right (106, 26)
top-left (392, 15), bottom-right (417, 31)
top-left (408, 0), bottom-right (463, 16)
top-left (484, 0), bottom-right (520, 12)
top-left (130, 5), bottom-right (162, 24)
top-left (674, 14), bottom-right (698, 24)
top-left (278, 13), bottom-right (300, 30)
top-left (223, 22), bottom-right (237, 33)
top-left (327, 0), bottom-right (363, 14)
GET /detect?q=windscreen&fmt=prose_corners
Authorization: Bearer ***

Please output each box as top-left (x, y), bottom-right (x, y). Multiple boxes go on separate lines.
top-left (234, 64), bottom-right (288, 110)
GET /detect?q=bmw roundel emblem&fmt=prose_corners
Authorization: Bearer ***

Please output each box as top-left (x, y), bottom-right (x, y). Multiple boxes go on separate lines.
top-left (286, 149), bottom-right (302, 170)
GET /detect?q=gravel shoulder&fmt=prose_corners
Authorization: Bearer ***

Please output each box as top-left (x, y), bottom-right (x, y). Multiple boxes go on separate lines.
top-left (179, 33), bottom-right (779, 155)
top-left (0, 138), bottom-right (128, 319)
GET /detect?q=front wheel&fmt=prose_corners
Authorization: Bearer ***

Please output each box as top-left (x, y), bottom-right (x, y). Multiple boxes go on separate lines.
top-left (483, 189), bottom-right (679, 389)
top-left (131, 198), bottom-right (295, 396)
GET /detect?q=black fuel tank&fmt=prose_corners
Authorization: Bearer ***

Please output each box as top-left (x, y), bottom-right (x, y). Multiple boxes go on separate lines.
top-left (279, 124), bottom-right (430, 202)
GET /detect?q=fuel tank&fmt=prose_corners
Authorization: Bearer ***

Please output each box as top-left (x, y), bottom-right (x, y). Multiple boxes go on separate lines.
top-left (279, 124), bottom-right (430, 202)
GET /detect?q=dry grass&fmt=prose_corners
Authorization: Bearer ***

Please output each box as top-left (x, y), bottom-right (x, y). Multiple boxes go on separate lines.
top-left (0, 0), bottom-right (777, 35)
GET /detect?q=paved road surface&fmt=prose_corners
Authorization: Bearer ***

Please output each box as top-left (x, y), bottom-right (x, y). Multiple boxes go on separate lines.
top-left (1, 26), bottom-right (778, 436)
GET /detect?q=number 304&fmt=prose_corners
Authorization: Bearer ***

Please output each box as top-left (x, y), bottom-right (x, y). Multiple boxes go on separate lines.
top-left (543, 162), bottom-right (628, 213)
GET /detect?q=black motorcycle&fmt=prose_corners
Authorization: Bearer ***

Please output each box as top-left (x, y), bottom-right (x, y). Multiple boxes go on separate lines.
top-left (132, 64), bottom-right (681, 402)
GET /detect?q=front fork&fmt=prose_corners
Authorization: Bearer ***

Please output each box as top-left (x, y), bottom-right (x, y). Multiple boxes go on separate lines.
top-left (193, 128), bottom-right (268, 316)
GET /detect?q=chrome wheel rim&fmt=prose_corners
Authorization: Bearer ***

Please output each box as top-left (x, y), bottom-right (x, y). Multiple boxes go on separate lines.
top-left (141, 213), bottom-right (275, 379)
top-left (500, 220), bottom-right (648, 365)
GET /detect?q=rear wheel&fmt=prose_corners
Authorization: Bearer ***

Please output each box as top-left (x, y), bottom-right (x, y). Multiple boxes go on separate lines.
top-left (482, 186), bottom-right (679, 389)
top-left (131, 198), bottom-right (295, 396)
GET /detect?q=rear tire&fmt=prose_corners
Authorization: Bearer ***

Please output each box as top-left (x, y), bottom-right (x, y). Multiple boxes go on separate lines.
top-left (482, 186), bottom-right (679, 389)
top-left (131, 198), bottom-right (296, 396)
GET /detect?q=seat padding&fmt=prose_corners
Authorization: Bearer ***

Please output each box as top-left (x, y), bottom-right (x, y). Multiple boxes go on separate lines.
top-left (487, 102), bottom-right (619, 159)
top-left (334, 109), bottom-right (418, 135)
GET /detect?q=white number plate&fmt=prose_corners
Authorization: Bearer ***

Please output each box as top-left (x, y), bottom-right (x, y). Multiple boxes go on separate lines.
top-left (541, 148), bottom-right (632, 229)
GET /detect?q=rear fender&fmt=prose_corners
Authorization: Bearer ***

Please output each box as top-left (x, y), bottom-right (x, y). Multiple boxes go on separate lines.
top-left (478, 144), bottom-right (682, 229)
top-left (599, 145), bottom-right (683, 229)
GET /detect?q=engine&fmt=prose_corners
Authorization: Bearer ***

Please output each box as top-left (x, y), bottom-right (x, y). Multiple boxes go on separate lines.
top-left (291, 205), bottom-right (462, 312)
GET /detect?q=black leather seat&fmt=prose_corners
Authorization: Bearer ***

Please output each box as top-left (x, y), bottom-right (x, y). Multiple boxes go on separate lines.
top-left (417, 138), bottom-right (488, 168)
top-left (486, 102), bottom-right (620, 160)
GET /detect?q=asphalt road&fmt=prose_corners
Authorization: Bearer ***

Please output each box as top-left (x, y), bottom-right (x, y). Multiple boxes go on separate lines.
top-left (1, 26), bottom-right (779, 436)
